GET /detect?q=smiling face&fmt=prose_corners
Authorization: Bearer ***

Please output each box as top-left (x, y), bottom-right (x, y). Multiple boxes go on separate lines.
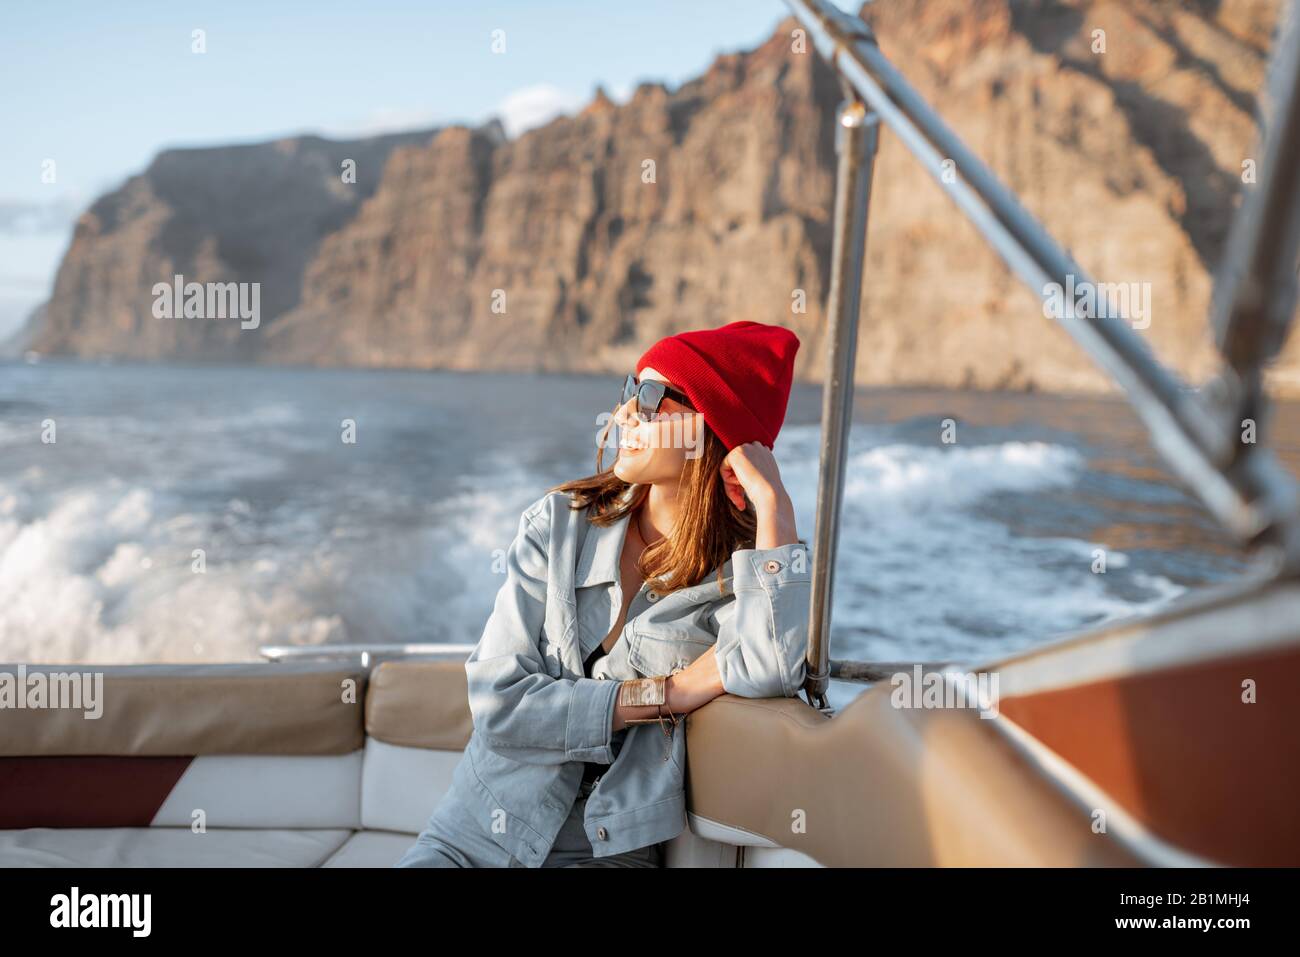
top-left (612, 367), bottom-right (706, 486)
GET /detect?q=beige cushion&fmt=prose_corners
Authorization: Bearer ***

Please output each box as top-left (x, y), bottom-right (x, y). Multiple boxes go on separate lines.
top-left (685, 692), bottom-right (1142, 867)
top-left (364, 661), bottom-right (472, 750)
top-left (1, 663), bottom-right (367, 757)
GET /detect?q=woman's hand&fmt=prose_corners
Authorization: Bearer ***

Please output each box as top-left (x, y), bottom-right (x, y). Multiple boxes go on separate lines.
top-left (613, 656), bottom-right (721, 730)
top-left (720, 441), bottom-right (799, 548)
top-left (720, 441), bottom-right (784, 512)
top-left (665, 648), bottom-right (725, 714)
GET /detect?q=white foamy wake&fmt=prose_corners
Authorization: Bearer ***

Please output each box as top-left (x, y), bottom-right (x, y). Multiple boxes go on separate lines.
top-left (0, 476), bottom-right (342, 662)
top-left (0, 426), bottom-right (1184, 667)
top-left (0, 443), bottom-right (558, 663)
top-left (773, 424), bottom-right (1186, 666)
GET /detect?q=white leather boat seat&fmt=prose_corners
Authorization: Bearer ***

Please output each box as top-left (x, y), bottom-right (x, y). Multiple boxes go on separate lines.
top-left (0, 827), bottom-right (352, 867)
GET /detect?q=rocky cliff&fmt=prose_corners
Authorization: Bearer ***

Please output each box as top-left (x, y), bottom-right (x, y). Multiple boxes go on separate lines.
top-left (25, 128), bottom-right (440, 361)
top-left (23, 0), bottom-right (1299, 394)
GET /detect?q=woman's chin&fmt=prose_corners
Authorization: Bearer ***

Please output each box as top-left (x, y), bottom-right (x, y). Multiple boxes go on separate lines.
top-left (615, 455), bottom-right (661, 485)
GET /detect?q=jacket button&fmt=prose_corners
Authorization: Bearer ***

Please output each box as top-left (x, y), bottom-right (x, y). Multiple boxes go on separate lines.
top-left (596, 826), bottom-right (608, 841)
top-left (647, 590), bottom-right (658, 601)
top-left (764, 559), bottom-right (782, 574)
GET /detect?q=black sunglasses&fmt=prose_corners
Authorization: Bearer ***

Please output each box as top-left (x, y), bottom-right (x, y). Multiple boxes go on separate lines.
top-left (621, 374), bottom-right (694, 419)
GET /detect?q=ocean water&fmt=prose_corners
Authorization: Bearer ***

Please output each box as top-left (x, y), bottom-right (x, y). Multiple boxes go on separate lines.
top-left (1, 359), bottom-right (1283, 707)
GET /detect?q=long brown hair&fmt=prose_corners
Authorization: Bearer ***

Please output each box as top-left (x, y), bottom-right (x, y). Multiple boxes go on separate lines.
top-left (548, 414), bottom-right (757, 596)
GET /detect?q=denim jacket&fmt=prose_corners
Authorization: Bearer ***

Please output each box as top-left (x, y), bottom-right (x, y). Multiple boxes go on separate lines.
top-left (446, 489), bottom-right (812, 865)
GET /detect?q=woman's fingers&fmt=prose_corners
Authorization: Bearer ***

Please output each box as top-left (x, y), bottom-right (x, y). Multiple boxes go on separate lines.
top-left (721, 447), bottom-right (757, 510)
top-left (721, 442), bottom-right (785, 512)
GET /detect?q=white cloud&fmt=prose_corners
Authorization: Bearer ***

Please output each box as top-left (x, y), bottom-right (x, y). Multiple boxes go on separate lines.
top-left (335, 83), bottom-right (609, 143)
top-left (344, 106), bottom-right (446, 137)
top-left (493, 84), bottom-right (585, 138)
top-left (607, 82), bottom-right (635, 105)
top-left (0, 195), bottom-right (85, 235)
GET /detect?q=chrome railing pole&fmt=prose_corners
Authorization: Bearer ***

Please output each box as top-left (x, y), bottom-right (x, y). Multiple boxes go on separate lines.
top-left (259, 642), bottom-right (476, 664)
top-left (1209, 3), bottom-right (1300, 439)
top-left (805, 98), bottom-right (880, 711)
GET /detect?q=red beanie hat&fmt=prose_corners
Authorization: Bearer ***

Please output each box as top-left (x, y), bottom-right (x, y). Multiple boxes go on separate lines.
top-left (635, 320), bottom-right (800, 451)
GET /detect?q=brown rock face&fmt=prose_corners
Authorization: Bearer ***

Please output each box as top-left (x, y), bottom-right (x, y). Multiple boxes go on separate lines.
top-left (843, 0), bottom-right (1290, 393)
top-left (27, 130), bottom-right (438, 361)
top-left (269, 28), bottom-right (840, 379)
top-left (23, 0), bottom-right (1299, 395)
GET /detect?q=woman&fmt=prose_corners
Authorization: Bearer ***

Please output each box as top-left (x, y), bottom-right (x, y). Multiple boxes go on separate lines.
top-left (396, 319), bottom-right (812, 868)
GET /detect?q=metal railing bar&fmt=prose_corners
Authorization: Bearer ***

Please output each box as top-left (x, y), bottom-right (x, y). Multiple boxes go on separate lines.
top-left (805, 97), bottom-right (881, 710)
top-left (260, 642), bottom-right (476, 662)
top-left (830, 659), bottom-right (956, 683)
top-left (1211, 5), bottom-right (1300, 396)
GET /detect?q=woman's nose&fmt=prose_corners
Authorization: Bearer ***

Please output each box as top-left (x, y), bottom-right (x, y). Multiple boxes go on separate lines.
top-left (613, 395), bottom-right (641, 430)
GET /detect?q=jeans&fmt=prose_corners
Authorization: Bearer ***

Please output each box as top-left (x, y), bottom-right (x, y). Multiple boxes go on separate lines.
top-left (395, 779), bottom-right (665, 868)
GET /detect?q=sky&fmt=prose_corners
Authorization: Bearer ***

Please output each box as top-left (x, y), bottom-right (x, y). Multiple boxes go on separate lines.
top-left (0, 0), bottom-right (791, 341)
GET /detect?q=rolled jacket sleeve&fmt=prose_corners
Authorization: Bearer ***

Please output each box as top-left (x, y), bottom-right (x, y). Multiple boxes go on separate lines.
top-left (712, 541), bottom-right (812, 699)
top-left (464, 505), bottom-right (621, 765)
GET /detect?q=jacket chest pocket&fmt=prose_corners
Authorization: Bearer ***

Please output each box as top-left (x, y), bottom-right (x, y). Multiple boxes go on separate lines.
top-left (628, 627), bottom-right (715, 678)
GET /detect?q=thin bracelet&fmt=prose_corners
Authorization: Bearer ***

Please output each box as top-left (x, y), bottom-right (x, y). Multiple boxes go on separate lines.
top-left (657, 703), bottom-right (681, 734)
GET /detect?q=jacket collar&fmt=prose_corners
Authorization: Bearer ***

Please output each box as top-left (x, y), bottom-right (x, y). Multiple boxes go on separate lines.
top-left (573, 509), bottom-right (631, 588)
top-left (573, 506), bottom-right (736, 596)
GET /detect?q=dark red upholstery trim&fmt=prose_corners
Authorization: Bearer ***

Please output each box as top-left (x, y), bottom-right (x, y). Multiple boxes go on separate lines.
top-left (0, 756), bottom-right (193, 828)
